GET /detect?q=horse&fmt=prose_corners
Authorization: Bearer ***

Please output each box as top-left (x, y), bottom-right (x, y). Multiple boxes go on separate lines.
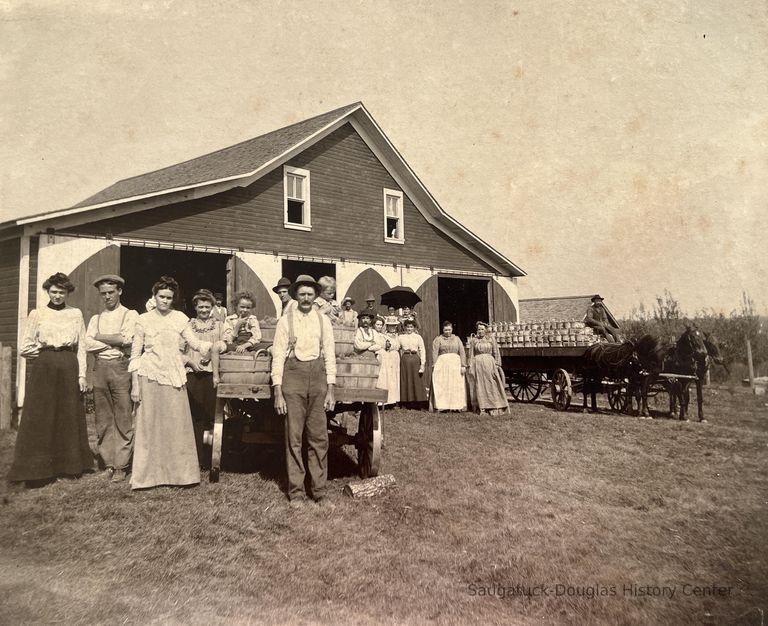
top-left (666, 327), bottom-right (728, 422)
top-left (628, 334), bottom-right (667, 418)
top-left (580, 339), bottom-right (639, 412)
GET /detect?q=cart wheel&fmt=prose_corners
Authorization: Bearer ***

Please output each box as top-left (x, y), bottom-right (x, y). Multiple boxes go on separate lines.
top-left (607, 383), bottom-right (630, 413)
top-left (509, 371), bottom-right (544, 403)
top-left (209, 397), bottom-right (225, 483)
top-left (550, 369), bottom-right (572, 411)
top-left (357, 402), bottom-right (382, 478)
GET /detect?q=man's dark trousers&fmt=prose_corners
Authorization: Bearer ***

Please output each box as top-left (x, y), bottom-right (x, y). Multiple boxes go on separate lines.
top-left (283, 357), bottom-right (328, 501)
top-left (93, 357), bottom-right (133, 470)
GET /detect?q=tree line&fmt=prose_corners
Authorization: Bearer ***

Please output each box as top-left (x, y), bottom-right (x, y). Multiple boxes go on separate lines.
top-left (619, 291), bottom-right (766, 383)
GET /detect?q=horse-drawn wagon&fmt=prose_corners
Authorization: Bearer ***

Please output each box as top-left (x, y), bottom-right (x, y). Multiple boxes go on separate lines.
top-left (494, 320), bottom-right (635, 412)
top-left (204, 322), bottom-right (385, 483)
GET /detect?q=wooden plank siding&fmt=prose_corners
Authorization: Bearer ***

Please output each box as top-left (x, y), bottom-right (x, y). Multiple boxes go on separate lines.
top-left (415, 275), bottom-right (439, 395)
top-left (66, 124), bottom-right (496, 274)
top-left (0, 238), bottom-right (20, 386)
top-left (490, 281), bottom-right (518, 323)
top-left (28, 236), bottom-right (38, 309)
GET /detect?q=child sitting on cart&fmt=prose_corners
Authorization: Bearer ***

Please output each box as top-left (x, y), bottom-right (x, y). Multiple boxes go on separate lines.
top-left (212, 291), bottom-right (262, 386)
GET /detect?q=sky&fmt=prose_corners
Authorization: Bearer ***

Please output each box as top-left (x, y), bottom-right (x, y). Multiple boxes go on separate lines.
top-left (1, 0), bottom-right (766, 318)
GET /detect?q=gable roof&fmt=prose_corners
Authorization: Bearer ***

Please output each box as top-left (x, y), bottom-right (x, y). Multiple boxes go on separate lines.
top-left (5, 102), bottom-right (524, 277)
top-left (520, 295), bottom-right (619, 327)
top-left (71, 103), bottom-right (361, 209)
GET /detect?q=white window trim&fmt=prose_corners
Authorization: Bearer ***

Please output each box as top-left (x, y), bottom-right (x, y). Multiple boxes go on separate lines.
top-left (284, 165), bottom-right (311, 231)
top-left (383, 188), bottom-right (405, 244)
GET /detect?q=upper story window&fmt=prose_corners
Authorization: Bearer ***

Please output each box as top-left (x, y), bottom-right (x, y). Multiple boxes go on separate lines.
top-left (384, 188), bottom-right (404, 244)
top-left (284, 165), bottom-right (311, 231)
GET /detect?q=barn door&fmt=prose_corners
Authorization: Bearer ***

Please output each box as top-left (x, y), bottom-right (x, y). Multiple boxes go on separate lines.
top-left (343, 268), bottom-right (390, 317)
top-left (67, 245), bottom-right (121, 330)
top-left (229, 255), bottom-right (277, 320)
top-left (415, 275), bottom-right (439, 396)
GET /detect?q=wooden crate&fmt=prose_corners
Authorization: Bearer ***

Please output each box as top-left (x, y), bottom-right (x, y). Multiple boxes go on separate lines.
top-left (335, 355), bottom-right (380, 389)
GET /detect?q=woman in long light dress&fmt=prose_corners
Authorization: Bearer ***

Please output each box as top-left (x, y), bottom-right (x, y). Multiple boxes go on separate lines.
top-left (430, 321), bottom-right (467, 411)
top-left (129, 276), bottom-right (212, 489)
top-left (379, 316), bottom-right (401, 407)
top-left (467, 322), bottom-right (509, 416)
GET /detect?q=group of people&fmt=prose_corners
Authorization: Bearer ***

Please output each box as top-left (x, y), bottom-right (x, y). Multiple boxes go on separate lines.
top-left (9, 271), bottom-right (269, 491)
top-left (8, 269), bottom-right (509, 501)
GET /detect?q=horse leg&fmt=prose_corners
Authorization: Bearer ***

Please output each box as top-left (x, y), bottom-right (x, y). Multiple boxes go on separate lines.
top-left (696, 379), bottom-right (705, 422)
top-left (680, 382), bottom-right (690, 421)
top-left (591, 382), bottom-right (598, 412)
top-left (582, 379), bottom-right (589, 413)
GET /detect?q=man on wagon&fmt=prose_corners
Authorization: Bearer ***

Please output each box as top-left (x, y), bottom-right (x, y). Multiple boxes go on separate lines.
top-left (271, 275), bottom-right (336, 505)
top-left (585, 294), bottom-right (621, 343)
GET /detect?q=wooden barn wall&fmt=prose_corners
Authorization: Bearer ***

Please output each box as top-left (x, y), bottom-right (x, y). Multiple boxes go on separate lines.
top-left (231, 256), bottom-right (278, 320)
top-left (67, 124), bottom-right (496, 274)
top-left (491, 280), bottom-right (518, 323)
top-left (415, 275), bottom-right (439, 392)
top-left (0, 237), bottom-right (20, 386)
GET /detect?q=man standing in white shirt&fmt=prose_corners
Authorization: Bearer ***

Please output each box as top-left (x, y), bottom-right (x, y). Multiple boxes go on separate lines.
top-left (271, 275), bottom-right (336, 504)
top-left (85, 275), bottom-right (139, 482)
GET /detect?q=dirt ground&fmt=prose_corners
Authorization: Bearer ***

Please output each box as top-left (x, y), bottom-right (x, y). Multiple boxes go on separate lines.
top-left (1, 385), bottom-right (766, 624)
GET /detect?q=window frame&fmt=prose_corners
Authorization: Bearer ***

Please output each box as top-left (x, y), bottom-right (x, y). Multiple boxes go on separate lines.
top-left (283, 165), bottom-right (311, 231)
top-left (383, 188), bottom-right (405, 244)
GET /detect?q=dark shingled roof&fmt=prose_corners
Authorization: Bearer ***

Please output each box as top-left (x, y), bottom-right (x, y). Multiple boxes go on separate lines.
top-left (71, 103), bottom-right (362, 209)
top-left (520, 295), bottom-right (619, 326)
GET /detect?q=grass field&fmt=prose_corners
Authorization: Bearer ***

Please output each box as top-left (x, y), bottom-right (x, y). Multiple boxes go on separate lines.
top-left (1, 386), bottom-right (766, 624)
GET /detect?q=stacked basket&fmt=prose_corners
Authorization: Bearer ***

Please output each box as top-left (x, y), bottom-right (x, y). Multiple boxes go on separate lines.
top-left (488, 320), bottom-right (601, 348)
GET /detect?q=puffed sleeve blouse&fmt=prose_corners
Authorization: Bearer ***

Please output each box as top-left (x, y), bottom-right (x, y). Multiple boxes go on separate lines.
top-left (130, 310), bottom-right (212, 388)
top-left (20, 306), bottom-right (87, 378)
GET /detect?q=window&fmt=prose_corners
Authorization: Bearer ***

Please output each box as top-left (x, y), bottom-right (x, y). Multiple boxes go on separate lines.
top-left (384, 188), bottom-right (404, 243)
top-left (284, 166), bottom-right (311, 230)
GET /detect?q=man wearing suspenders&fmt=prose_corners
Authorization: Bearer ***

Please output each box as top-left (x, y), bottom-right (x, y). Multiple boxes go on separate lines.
top-left (86, 275), bottom-right (139, 482)
top-left (271, 275), bottom-right (336, 504)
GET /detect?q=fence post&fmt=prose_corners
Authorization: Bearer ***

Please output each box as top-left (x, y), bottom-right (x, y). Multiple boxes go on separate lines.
top-left (0, 343), bottom-right (11, 430)
top-left (746, 337), bottom-right (755, 392)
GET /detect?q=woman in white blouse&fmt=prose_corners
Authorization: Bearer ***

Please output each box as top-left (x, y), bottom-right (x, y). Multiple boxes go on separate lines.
top-left (129, 276), bottom-right (212, 489)
top-left (9, 272), bottom-right (94, 484)
top-left (398, 318), bottom-right (427, 408)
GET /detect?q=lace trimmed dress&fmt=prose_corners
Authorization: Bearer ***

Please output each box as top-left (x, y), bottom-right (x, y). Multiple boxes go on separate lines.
top-left (129, 309), bottom-right (211, 489)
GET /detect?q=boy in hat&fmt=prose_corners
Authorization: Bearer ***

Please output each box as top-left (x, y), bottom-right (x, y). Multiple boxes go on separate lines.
top-left (340, 296), bottom-right (358, 326)
top-left (585, 294), bottom-right (621, 342)
top-left (212, 293), bottom-right (228, 322)
top-left (85, 274), bottom-right (139, 482)
top-left (271, 275), bottom-right (336, 504)
top-left (273, 277), bottom-right (293, 316)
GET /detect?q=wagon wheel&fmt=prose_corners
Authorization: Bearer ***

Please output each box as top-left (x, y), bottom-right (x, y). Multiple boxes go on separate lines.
top-left (607, 383), bottom-right (630, 413)
top-left (550, 369), bottom-right (572, 411)
top-left (208, 397), bottom-right (226, 483)
top-left (509, 371), bottom-right (544, 403)
top-left (356, 402), bottom-right (382, 478)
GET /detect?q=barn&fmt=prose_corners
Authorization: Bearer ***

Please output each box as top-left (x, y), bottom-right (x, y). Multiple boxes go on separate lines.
top-left (0, 102), bottom-right (524, 408)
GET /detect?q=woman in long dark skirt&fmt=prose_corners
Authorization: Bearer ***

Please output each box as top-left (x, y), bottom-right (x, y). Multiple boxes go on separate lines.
top-left (9, 272), bottom-right (94, 484)
top-left (398, 319), bottom-right (427, 408)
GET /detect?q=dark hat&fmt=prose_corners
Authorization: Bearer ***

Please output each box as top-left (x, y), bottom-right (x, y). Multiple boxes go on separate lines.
top-left (272, 277), bottom-right (292, 293)
top-left (358, 309), bottom-right (376, 321)
top-left (341, 296), bottom-right (355, 306)
top-left (288, 275), bottom-right (322, 298)
top-left (93, 274), bottom-right (125, 288)
top-left (591, 294), bottom-right (604, 302)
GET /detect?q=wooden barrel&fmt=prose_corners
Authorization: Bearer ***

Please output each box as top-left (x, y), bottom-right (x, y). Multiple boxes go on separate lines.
top-left (257, 319), bottom-right (355, 356)
top-left (333, 325), bottom-right (356, 357)
top-left (219, 351), bottom-right (272, 385)
top-left (260, 324), bottom-right (276, 343)
top-left (335, 354), bottom-right (380, 389)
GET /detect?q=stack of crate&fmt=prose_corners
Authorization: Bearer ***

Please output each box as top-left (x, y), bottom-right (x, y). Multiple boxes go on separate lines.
top-left (488, 320), bottom-right (602, 348)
